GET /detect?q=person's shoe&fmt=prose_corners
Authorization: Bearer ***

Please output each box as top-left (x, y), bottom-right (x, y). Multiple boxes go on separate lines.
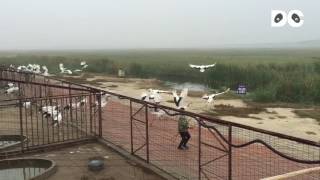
top-left (183, 145), bottom-right (189, 150)
top-left (177, 146), bottom-right (184, 150)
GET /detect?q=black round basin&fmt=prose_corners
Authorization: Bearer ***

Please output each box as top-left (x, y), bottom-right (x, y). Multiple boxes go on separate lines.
top-left (0, 135), bottom-right (27, 151)
top-left (0, 158), bottom-right (56, 180)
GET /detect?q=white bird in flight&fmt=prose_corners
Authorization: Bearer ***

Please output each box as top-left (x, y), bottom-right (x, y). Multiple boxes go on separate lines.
top-left (172, 88), bottom-right (188, 109)
top-left (189, 63), bottom-right (216, 72)
top-left (141, 89), bottom-right (170, 104)
top-left (42, 66), bottom-right (50, 76)
top-left (59, 63), bottom-right (72, 74)
top-left (80, 61), bottom-right (88, 69)
top-left (202, 88), bottom-right (230, 103)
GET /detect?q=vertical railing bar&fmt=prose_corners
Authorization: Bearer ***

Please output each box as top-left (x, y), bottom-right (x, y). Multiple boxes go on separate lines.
top-left (75, 96), bottom-right (79, 139)
top-left (60, 97), bottom-right (64, 142)
top-left (98, 93), bottom-right (102, 137)
top-left (84, 95), bottom-right (88, 137)
top-left (35, 99), bottom-right (39, 146)
top-left (89, 93), bottom-right (93, 134)
top-left (198, 119), bottom-right (202, 180)
top-left (40, 99), bottom-right (44, 145)
top-left (45, 98), bottom-right (50, 144)
top-left (65, 97), bottom-right (69, 140)
top-left (24, 96), bottom-right (28, 149)
top-left (130, 100), bottom-right (133, 154)
top-left (228, 125), bottom-right (232, 180)
top-left (145, 103), bottom-right (149, 163)
top-left (69, 85), bottom-right (74, 140)
top-left (18, 83), bottom-right (24, 152)
top-left (79, 96), bottom-right (83, 137)
top-left (51, 98), bottom-right (55, 143)
top-left (30, 97), bottom-right (34, 146)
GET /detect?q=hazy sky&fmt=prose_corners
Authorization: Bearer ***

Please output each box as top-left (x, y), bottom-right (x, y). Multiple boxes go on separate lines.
top-left (1, 0), bottom-right (319, 49)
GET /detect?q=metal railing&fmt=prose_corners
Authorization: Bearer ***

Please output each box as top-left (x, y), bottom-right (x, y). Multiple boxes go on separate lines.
top-left (0, 68), bottom-right (319, 180)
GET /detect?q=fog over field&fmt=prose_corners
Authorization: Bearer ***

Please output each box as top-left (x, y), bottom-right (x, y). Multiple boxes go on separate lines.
top-left (0, 0), bottom-right (320, 50)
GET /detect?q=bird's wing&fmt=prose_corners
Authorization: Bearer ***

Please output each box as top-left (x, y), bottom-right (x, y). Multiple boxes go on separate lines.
top-left (8, 83), bottom-right (14, 88)
top-left (180, 88), bottom-right (188, 98)
top-left (212, 88), bottom-right (230, 97)
top-left (80, 61), bottom-right (86, 66)
top-left (201, 94), bottom-right (208, 99)
top-left (189, 64), bottom-right (200, 68)
top-left (204, 63), bottom-right (216, 68)
top-left (59, 64), bottom-right (64, 72)
top-left (172, 90), bottom-right (178, 98)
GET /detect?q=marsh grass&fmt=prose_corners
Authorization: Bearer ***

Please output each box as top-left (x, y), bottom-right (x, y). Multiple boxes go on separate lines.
top-left (1, 49), bottom-right (320, 104)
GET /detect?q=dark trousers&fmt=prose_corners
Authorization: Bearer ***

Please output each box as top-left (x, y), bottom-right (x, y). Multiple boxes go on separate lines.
top-left (178, 131), bottom-right (191, 148)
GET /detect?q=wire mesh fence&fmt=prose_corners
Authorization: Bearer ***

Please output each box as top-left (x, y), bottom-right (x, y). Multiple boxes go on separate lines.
top-left (0, 68), bottom-right (319, 180)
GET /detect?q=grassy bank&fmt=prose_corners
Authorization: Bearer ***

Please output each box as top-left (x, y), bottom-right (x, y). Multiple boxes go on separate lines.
top-left (0, 48), bottom-right (319, 104)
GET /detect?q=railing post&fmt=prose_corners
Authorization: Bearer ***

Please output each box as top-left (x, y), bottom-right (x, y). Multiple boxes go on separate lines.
top-left (68, 84), bottom-right (73, 138)
top-left (89, 93), bottom-right (93, 134)
top-left (228, 125), bottom-right (233, 180)
top-left (98, 93), bottom-right (102, 137)
top-left (145, 103), bottom-right (149, 163)
top-left (130, 100), bottom-right (133, 154)
top-left (18, 83), bottom-right (24, 152)
top-left (198, 119), bottom-right (202, 180)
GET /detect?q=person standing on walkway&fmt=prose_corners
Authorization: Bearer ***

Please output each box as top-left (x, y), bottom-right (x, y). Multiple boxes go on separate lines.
top-left (177, 107), bottom-right (191, 150)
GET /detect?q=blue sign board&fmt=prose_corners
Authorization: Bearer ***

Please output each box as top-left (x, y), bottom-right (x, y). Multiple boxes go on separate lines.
top-left (237, 84), bottom-right (247, 94)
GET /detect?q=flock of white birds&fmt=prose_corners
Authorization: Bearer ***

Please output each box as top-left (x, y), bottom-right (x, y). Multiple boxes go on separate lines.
top-left (3, 61), bottom-right (90, 126)
top-left (3, 61), bottom-right (228, 125)
top-left (10, 61), bottom-right (88, 76)
top-left (140, 63), bottom-right (230, 117)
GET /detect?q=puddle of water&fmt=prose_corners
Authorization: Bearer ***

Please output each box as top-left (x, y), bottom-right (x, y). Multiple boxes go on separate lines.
top-left (164, 81), bottom-right (209, 92)
top-left (0, 167), bottom-right (47, 180)
top-left (0, 159), bottom-right (54, 180)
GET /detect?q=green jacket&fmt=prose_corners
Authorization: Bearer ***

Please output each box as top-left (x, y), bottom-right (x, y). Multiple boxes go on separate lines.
top-left (178, 115), bottom-right (189, 132)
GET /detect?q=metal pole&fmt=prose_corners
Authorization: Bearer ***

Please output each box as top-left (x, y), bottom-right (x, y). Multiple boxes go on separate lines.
top-left (228, 125), bottom-right (232, 180)
top-left (18, 83), bottom-right (24, 152)
top-left (89, 93), bottom-right (93, 134)
top-left (98, 93), bottom-right (102, 137)
top-left (130, 100), bottom-right (133, 154)
top-left (145, 103), bottom-right (149, 163)
top-left (69, 84), bottom-right (73, 139)
top-left (198, 119), bottom-right (201, 180)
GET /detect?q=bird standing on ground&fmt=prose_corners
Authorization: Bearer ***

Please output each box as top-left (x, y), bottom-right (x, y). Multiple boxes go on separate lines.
top-left (22, 101), bottom-right (31, 108)
top-left (5, 83), bottom-right (19, 94)
top-left (202, 88), bottom-right (230, 103)
top-left (189, 63), bottom-right (216, 72)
